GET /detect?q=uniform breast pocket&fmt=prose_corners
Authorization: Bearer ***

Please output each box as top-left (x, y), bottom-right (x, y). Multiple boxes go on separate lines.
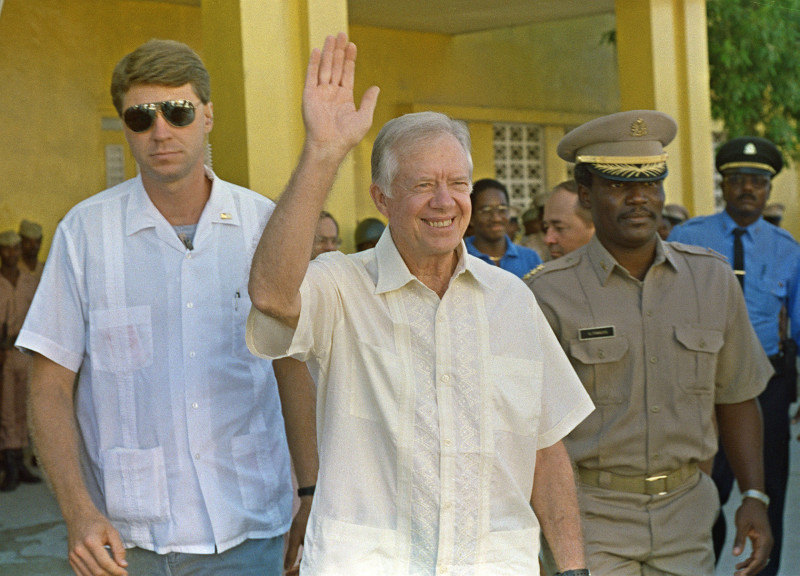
top-left (753, 275), bottom-right (788, 301)
top-left (568, 336), bottom-right (629, 405)
top-left (674, 326), bottom-right (723, 394)
top-left (488, 356), bottom-right (542, 436)
top-left (89, 306), bottom-right (154, 373)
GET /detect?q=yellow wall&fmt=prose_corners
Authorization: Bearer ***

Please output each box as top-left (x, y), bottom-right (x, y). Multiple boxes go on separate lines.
top-left (4, 2), bottom-right (797, 250)
top-left (0, 0), bottom-right (202, 254)
top-left (349, 15), bottom-right (620, 218)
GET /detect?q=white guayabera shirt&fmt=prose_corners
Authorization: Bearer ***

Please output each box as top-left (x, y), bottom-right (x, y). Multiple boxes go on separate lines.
top-left (18, 170), bottom-right (292, 553)
top-left (247, 229), bottom-right (594, 576)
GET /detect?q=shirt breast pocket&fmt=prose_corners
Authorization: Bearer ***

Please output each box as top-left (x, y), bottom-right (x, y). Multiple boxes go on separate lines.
top-left (674, 326), bottom-right (723, 394)
top-left (489, 356), bottom-right (542, 436)
top-left (568, 336), bottom-right (629, 405)
top-left (89, 306), bottom-right (154, 373)
top-left (349, 340), bottom-right (401, 433)
top-left (754, 276), bottom-right (788, 300)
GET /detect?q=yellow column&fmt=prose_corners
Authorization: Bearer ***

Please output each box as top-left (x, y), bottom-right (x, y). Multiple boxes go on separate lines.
top-left (202, 0), bottom-right (360, 252)
top-left (615, 0), bottom-right (714, 217)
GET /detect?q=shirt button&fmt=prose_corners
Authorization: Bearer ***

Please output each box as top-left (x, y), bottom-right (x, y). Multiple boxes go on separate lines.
top-left (186, 253), bottom-right (193, 260)
top-left (189, 351), bottom-right (196, 358)
top-left (650, 356), bottom-right (658, 364)
top-left (194, 453), bottom-right (201, 460)
top-left (646, 310), bottom-right (653, 317)
top-left (444, 439), bottom-right (452, 447)
top-left (653, 454), bottom-right (660, 460)
top-left (699, 339), bottom-right (706, 349)
top-left (597, 349), bottom-right (605, 359)
top-left (650, 405), bottom-right (660, 413)
top-left (440, 374), bottom-right (450, 383)
top-left (187, 302), bottom-right (194, 309)
top-left (192, 402), bottom-right (199, 409)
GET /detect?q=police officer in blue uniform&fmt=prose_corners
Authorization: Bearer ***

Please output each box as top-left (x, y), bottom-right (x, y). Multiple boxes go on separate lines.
top-left (669, 136), bottom-right (800, 575)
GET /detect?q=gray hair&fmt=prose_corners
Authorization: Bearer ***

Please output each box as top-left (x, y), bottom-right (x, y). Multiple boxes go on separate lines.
top-left (371, 111), bottom-right (473, 196)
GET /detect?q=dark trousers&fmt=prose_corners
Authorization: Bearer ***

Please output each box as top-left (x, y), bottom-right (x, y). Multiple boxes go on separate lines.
top-left (712, 361), bottom-right (794, 576)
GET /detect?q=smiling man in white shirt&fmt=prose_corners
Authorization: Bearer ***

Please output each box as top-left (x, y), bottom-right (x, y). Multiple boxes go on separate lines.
top-left (246, 33), bottom-right (594, 575)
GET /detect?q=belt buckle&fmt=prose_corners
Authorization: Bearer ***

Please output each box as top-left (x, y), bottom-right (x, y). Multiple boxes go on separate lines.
top-left (645, 473), bottom-right (669, 495)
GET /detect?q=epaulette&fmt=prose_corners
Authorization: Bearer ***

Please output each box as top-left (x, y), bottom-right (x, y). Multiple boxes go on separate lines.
top-left (666, 241), bottom-right (727, 263)
top-left (772, 224), bottom-right (800, 245)
top-left (523, 252), bottom-right (583, 283)
top-left (522, 264), bottom-right (545, 281)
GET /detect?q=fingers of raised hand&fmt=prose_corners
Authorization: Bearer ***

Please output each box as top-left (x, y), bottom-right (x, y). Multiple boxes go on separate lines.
top-left (316, 33), bottom-right (350, 87)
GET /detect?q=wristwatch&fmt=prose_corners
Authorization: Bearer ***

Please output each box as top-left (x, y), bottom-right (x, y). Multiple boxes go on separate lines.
top-left (741, 489), bottom-right (770, 507)
top-left (555, 570), bottom-right (591, 576)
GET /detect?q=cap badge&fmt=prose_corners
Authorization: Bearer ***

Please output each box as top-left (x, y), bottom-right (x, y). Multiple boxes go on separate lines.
top-left (743, 142), bottom-right (757, 155)
top-left (630, 118), bottom-right (648, 137)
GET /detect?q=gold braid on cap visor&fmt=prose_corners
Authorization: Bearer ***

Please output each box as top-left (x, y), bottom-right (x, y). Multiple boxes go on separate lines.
top-left (577, 154), bottom-right (668, 179)
top-left (718, 161), bottom-right (776, 175)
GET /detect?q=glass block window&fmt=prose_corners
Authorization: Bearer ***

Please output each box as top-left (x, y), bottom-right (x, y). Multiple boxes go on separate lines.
top-left (493, 123), bottom-right (546, 210)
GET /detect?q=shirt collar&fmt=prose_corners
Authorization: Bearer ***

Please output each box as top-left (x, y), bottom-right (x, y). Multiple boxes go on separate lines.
top-left (720, 210), bottom-right (763, 238)
top-left (126, 167), bottom-right (240, 238)
top-left (373, 227), bottom-right (475, 295)
top-left (464, 235), bottom-right (517, 259)
top-left (587, 234), bottom-right (677, 285)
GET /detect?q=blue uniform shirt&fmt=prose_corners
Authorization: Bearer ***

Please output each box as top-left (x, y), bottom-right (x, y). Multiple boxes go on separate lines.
top-left (669, 211), bottom-right (800, 356)
top-left (465, 235), bottom-right (542, 278)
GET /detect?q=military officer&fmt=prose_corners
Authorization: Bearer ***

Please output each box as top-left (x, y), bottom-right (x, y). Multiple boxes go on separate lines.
top-left (527, 111), bottom-right (773, 576)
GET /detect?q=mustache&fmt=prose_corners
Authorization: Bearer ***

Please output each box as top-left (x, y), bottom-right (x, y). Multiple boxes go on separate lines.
top-left (621, 208), bottom-right (656, 219)
top-left (735, 193), bottom-right (758, 202)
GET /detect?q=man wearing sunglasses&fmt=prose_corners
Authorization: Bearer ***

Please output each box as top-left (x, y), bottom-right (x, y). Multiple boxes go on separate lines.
top-left (669, 136), bottom-right (800, 576)
top-left (17, 39), bottom-right (314, 576)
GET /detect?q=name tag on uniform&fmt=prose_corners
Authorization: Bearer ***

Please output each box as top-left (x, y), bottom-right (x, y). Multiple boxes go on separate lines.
top-left (578, 326), bottom-right (615, 341)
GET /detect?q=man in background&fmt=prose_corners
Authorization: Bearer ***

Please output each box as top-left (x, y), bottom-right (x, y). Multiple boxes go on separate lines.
top-left (541, 180), bottom-right (594, 260)
top-left (669, 136), bottom-right (799, 575)
top-left (519, 203), bottom-right (549, 261)
top-left (0, 230), bottom-right (41, 491)
top-left (657, 203), bottom-right (689, 240)
top-left (466, 178), bottom-right (542, 277)
top-left (311, 211), bottom-right (341, 259)
top-left (18, 219), bottom-right (45, 279)
top-left (763, 203), bottom-right (785, 227)
top-left (354, 217), bottom-right (385, 252)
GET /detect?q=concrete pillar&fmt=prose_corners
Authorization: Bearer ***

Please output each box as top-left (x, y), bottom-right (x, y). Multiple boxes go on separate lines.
top-left (615, 0), bottom-right (715, 216)
top-left (202, 0), bottom-right (361, 252)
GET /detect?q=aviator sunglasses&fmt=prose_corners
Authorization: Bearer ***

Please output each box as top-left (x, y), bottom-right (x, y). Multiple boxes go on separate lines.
top-left (122, 99), bottom-right (197, 132)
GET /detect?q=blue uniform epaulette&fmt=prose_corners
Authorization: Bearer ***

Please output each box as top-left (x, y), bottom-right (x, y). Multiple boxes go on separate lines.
top-left (666, 240), bottom-right (728, 263)
top-left (523, 251), bottom-right (583, 284)
top-left (772, 224), bottom-right (800, 245)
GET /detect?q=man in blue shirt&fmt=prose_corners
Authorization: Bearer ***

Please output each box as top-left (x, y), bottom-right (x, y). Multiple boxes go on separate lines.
top-left (669, 136), bottom-right (800, 575)
top-left (465, 178), bottom-right (542, 278)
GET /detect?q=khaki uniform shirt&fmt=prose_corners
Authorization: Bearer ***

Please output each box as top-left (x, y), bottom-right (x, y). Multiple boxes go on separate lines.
top-left (526, 236), bottom-right (772, 476)
top-left (0, 271), bottom-right (38, 338)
